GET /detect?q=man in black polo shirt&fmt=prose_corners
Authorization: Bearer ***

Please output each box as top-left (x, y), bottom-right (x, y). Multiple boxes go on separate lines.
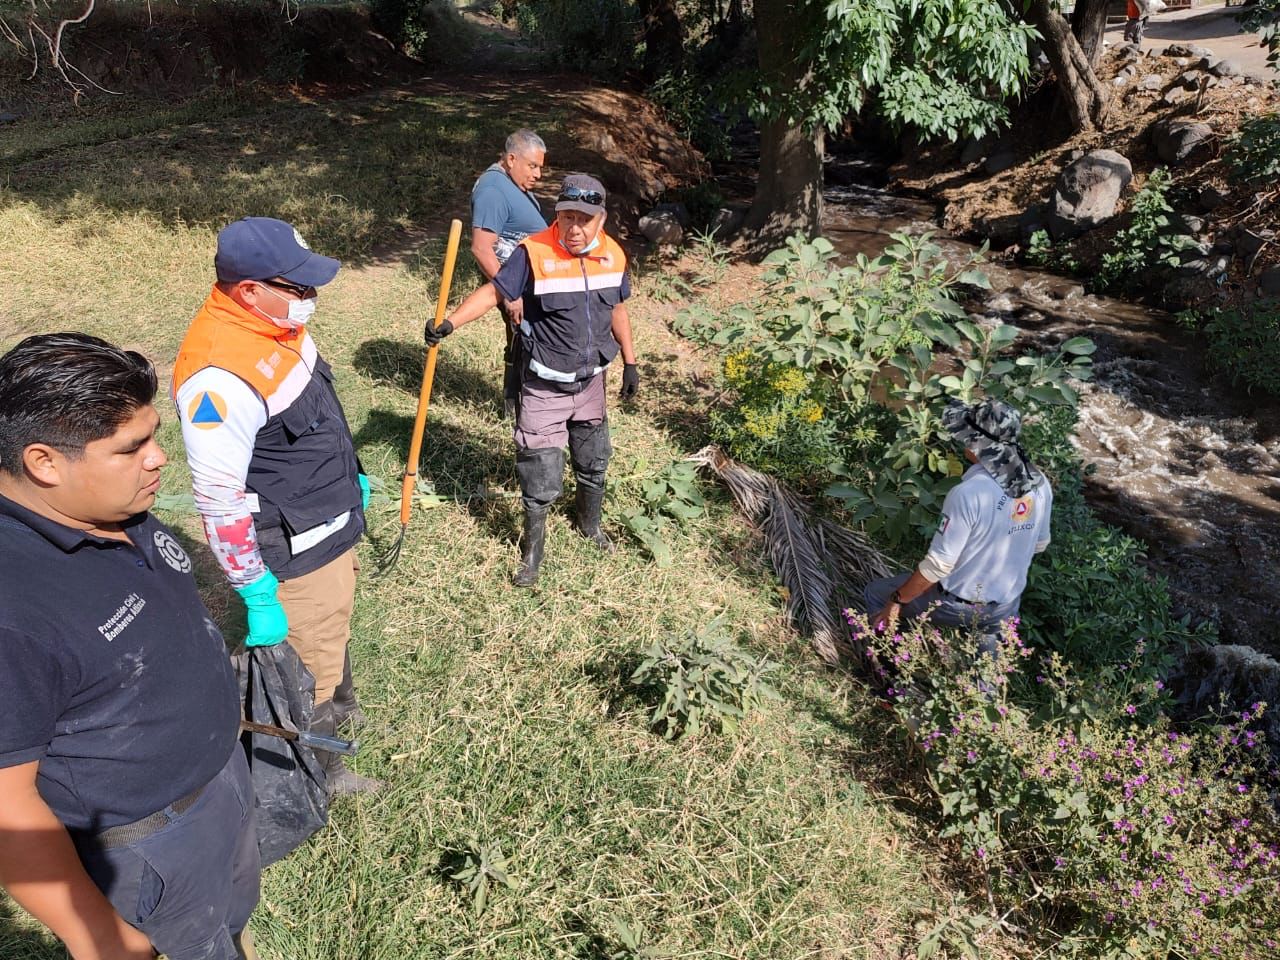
top-left (0, 333), bottom-right (259, 960)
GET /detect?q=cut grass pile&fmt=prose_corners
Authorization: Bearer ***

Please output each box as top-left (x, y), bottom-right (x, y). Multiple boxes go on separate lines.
top-left (0, 84), bottom-right (1008, 959)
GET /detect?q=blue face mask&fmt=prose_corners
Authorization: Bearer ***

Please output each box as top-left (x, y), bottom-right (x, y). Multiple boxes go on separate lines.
top-left (558, 229), bottom-right (600, 256)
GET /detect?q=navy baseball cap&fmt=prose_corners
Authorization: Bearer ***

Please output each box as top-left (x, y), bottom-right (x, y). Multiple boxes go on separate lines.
top-left (214, 217), bottom-right (341, 286)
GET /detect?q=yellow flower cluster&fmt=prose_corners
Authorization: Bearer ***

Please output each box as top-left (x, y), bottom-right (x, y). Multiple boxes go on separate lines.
top-left (742, 408), bottom-right (785, 441)
top-left (769, 366), bottom-right (807, 400)
top-left (722, 349), bottom-right (753, 386)
top-left (802, 403), bottom-right (823, 423)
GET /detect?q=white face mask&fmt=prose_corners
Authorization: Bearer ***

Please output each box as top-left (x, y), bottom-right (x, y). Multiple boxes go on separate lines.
top-left (255, 286), bottom-right (316, 330)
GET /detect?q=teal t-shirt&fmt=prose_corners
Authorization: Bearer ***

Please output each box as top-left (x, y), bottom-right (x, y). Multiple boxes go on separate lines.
top-left (471, 164), bottom-right (548, 264)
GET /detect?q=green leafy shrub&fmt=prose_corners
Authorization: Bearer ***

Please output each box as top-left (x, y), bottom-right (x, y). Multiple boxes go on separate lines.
top-left (1201, 300), bottom-right (1280, 395)
top-left (1227, 112), bottom-right (1280, 183)
top-left (648, 70), bottom-right (730, 161)
top-left (444, 840), bottom-right (517, 916)
top-left (709, 349), bottom-right (837, 485)
top-left (369, 0), bottom-right (477, 62)
top-left (511, 0), bottom-right (640, 77)
top-left (630, 618), bottom-right (779, 740)
top-left (1024, 228), bottom-right (1080, 274)
top-left (615, 459), bottom-right (706, 567)
top-left (1097, 168), bottom-right (1200, 293)
top-left (675, 233), bottom-right (1093, 548)
top-left (853, 612), bottom-right (1280, 959)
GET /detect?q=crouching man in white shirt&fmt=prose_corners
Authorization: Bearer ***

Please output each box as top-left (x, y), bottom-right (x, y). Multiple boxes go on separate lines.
top-left (865, 398), bottom-right (1052, 649)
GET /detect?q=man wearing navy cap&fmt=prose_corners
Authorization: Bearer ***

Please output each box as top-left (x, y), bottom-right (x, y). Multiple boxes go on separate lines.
top-left (0, 333), bottom-right (259, 960)
top-left (173, 217), bottom-right (380, 796)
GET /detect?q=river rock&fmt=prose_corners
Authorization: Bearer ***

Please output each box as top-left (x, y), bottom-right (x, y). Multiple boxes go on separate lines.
top-left (1159, 86), bottom-right (1191, 107)
top-left (639, 206), bottom-right (686, 245)
top-left (1261, 267), bottom-right (1280, 297)
top-left (1236, 227), bottom-right (1275, 259)
top-left (960, 134), bottom-right (996, 165)
top-left (1151, 119), bottom-right (1214, 164)
top-left (1048, 150), bottom-right (1132, 239)
top-left (1137, 74), bottom-right (1164, 91)
top-left (1202, 56), bottom-right (1243, 78)
top-left (1163, 43), bottom-right (1214, 60)
top-left (984, 148), bottom-right (1017, 175)
top-left (707, 206), bottom-right (746, 240)
top-left (1170, 645), bottom-right (1280, 769)
top-left (1018, 205), bottom-right (1046, 245)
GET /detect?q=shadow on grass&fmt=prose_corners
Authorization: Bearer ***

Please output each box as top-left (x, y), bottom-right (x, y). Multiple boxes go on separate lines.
top-left (354, 407), bottom-right (521, 553)
top-left (0, 897), bottom-right (63, 960)
top-left (582, 650), bottom-right (646, 721)
top-left (352, 337), bottom-right (503, 411)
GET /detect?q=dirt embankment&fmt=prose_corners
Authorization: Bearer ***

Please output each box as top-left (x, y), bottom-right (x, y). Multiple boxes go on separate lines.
top-left (894, 14), bottom-right (1280, 306)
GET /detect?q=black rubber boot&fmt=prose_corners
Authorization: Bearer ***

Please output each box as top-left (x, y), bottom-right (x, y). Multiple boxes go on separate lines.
top-left (575, 485), bottom-right (614, 553)
top-left (512, 507), bottom-right (548, 587)
top-left (311, 701), bottom-right (382, 798)
top-left (513, 446), bottom-right (565, 588)
top-left (331, 649), bottom-right (366, 731)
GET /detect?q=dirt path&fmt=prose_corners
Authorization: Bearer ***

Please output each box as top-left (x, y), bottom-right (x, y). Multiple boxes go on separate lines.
top-left (1106, 5), bottom-right (1275, 77)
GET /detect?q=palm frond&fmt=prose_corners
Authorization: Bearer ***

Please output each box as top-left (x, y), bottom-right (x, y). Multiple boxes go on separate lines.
top-left (690, 446), bottom-right (893, 666)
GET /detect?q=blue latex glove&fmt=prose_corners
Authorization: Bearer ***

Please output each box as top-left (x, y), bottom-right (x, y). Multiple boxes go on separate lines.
top-left (235, 570), bottom-right (289, 648)
top-left (358, 473), bottom-right (371, 512)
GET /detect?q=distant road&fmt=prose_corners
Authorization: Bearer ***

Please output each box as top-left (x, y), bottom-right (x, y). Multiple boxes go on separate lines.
top-left (1106, 5), bottom-right (1276, 78)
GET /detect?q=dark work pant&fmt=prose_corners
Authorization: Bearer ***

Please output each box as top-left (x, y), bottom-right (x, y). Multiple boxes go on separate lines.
top-left (864, 571), bottom-right (1020, 657)
top-left (76, 747), bottom-right (261, 960)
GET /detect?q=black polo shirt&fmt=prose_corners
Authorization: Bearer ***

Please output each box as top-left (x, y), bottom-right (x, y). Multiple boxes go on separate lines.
top-left (0, 493), bottom-right (239, 832)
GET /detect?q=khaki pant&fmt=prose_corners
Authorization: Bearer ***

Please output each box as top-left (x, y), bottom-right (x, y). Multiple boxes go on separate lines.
top-left (276, 548), bottom-right (357, 704)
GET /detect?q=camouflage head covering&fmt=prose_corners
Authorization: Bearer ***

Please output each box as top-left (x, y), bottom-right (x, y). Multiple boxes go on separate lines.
top-left (942, 398), bottom-right (1044, 498)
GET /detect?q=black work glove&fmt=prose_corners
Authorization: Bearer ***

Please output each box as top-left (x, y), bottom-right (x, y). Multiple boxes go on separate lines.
top-left (620, 363), bottom-right (639, 400)
top-left (424, 318), bottom-right (453, 347)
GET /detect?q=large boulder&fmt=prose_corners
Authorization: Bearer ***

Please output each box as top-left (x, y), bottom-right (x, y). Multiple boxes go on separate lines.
top-left (1047, 149), bottom-right (1133, 239)
top-left (638, 205), bottom-right (686, 246)
top-left (1261, 267), bottom-right (1280, 298)
top-left (1151, 118), bottom-right (1214, 165)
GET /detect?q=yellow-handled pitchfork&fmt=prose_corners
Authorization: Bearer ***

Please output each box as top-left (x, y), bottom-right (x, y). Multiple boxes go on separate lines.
top-left (378, 218), bottom-right (463, 573)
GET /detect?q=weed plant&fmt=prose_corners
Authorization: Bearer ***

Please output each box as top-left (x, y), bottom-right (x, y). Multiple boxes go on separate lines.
top-left (674, 232), bottom-right (1093, 548)
top-left (853, 611), bottom-right (1280, 959)
top-left (1201, 300), bottom-right (1280, 395)
top-left (1096, 168), bottom-right (1200, 294)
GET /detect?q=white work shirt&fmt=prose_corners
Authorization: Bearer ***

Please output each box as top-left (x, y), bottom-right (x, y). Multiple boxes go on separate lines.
top-left (918, 464), bottom-right (1053, 605)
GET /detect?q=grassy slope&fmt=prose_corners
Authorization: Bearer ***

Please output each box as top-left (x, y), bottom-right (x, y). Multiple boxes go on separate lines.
top-left (0, 85), bottom-right (990, 959)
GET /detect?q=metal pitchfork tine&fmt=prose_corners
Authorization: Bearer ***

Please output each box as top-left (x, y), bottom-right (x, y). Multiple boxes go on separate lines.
top-left (378, 218), bottom-right (463, 575)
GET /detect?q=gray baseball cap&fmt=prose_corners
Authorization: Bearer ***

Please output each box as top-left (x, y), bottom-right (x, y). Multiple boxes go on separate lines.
top-left (555, 173), bottom-right (607, 216)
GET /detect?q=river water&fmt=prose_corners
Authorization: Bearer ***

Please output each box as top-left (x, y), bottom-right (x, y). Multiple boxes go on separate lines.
top-left (821, 175), bottom-right (1280, 655)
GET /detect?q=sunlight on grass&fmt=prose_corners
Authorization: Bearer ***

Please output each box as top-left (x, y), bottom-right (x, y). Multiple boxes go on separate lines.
top-left (0, 86), bottom-right (974, 960)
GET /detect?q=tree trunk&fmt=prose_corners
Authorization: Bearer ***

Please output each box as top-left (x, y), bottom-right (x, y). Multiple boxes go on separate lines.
top-left (637, 0), bottom-right (684, 83)
top-left (1025, 0), bottom-right (1109, 131)
top-left (1070, 0), bottom-right (1111, 68)
top-left (744, 0), bottom-right (824, 243)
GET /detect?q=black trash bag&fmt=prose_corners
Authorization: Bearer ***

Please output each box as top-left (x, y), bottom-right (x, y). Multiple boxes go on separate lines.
top-left (234, 642), bottom-right (328, 868)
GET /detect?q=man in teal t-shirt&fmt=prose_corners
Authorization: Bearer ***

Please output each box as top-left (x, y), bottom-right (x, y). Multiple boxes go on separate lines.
top-left (471, 128), bottom-right (550, 419)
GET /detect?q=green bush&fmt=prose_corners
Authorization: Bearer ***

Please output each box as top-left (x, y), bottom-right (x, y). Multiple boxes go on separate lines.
top-left (1201, 300), bottom-right (1280, 395)
top-left (630, 618), bottom-right (779, 740)
top-left (709, 350), bottom-right (838, 486)
top-left (511, 0), bottom-right (640, 77)
top-left (368, 0), bottom-right (476, 62)
top-left (647, 70), bottom-right (730, 161)
top-left (674, 233), bottom-right (1093, 549)
top-left (1227, 112), bottom-right (1280, 184)
top-left (1097, 168), bottom-right (1200, 294)
top-left (853, 612), bottom-right (1280, 959)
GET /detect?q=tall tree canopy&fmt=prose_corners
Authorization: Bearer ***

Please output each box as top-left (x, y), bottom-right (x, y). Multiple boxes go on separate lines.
top-left (744, 0), bottom-right (1037, 241)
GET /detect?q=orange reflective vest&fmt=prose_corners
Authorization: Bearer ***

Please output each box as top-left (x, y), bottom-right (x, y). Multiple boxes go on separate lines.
top-left (515, 224), bottom-right (628, 387)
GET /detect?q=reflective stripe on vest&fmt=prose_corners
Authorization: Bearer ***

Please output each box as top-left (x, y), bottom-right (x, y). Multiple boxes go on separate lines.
top-left (519, 224), bottom-right (626, 383)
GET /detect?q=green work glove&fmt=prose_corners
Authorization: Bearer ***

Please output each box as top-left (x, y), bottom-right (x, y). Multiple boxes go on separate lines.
top-left (236, 570), bottom-right (289, 648)
top-left (358, 473), bottom-right (371, 512)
